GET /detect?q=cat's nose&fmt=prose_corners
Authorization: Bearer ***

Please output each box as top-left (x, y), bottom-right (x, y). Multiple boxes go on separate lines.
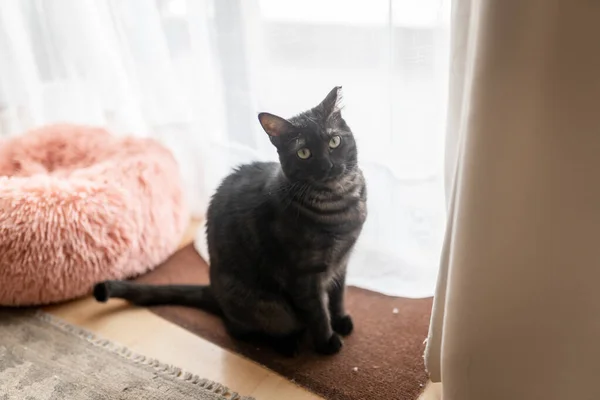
top-left (320, 161), bottom-right (334, 173)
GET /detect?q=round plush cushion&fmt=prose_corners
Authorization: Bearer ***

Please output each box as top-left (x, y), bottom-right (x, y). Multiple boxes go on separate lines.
top-left (0, 124), bottom-right (188, 306)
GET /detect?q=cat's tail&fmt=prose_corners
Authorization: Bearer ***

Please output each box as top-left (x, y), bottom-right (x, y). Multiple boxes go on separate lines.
top-left (93, 281), bottom-right (222, 316)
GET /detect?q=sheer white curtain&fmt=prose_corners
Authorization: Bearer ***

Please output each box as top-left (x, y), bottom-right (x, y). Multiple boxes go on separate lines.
top-left (0, 0), bottom-right (450, 297)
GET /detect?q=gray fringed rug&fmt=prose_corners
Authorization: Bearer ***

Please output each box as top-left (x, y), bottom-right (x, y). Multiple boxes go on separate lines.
top-left (0, 309), bottom-right (253, 400)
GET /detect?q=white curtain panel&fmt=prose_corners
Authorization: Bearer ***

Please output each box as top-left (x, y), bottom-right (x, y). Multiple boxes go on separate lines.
top-left (0, 0), bottom-right (450, 298)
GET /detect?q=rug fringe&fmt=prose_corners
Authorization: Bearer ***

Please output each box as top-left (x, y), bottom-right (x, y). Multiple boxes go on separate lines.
top-left (34, 310), bottom-right (253, 400)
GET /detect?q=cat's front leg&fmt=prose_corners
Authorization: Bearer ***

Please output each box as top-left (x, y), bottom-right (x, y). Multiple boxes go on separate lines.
top-left (290, 277), bottom-right (342, 355)
top-left (328, 270), bottom-right (353, 336)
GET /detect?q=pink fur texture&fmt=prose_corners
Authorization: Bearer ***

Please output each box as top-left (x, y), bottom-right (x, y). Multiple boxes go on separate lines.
top-left (0, 124), bottom-right (188, 306)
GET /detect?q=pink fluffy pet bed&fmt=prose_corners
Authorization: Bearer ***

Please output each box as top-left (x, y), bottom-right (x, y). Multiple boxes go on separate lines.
top-left (0, 124), bottom-right (188, 306)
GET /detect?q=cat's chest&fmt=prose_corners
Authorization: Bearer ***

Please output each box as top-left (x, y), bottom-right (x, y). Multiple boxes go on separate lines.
top-left (290, 230), bottom-right (358, 268)
top-left (274, 207), bottom-right (363, 264)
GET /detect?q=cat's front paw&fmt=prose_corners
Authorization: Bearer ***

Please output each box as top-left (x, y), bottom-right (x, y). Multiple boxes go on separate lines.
top-left (332, 315), bottom-right (354, 336)
top-left (315, 333), bottom-right (343, 355)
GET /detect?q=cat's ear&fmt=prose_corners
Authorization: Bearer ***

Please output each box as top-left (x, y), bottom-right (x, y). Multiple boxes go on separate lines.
top-left (258, 113), bottom-right (295, 138)
top-left (318, 86), bottom-right (343, 117)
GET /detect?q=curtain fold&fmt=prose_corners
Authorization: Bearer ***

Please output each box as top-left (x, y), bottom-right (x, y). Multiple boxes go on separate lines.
top-left (424, 0), bottom-right (478, 382)
top-left (426, 0), bottom-right (600, 398)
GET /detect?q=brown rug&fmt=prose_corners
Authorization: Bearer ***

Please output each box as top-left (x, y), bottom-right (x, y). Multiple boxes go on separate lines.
top-left (136, 245), bottom-right (432, 400)
top-left (0, 309), bottom-right (252, 400)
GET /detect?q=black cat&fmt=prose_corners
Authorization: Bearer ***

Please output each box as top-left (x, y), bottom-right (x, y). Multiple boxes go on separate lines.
top-left (94, 86), bottom-right (367, 356)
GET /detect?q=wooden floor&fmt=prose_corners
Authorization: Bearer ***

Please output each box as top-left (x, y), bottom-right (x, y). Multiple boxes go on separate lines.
top-left (44, 220), bottom-right (441, 400)
top-left (419, 383), bottom-right (441, 400)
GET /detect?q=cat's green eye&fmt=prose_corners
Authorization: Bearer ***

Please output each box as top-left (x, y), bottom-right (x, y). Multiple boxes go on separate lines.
top-left (297, 148), bottom-right (311, 159)
top-left (329, 135), bottom-right (342, 149)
